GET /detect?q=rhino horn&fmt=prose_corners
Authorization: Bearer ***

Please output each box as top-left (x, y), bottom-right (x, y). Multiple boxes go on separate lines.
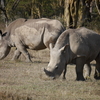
top-left (49, 43), bottom-right (53, 50)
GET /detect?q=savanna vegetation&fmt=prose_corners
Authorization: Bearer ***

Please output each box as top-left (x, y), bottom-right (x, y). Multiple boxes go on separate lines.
top-left (0, 48), bottom-right (99, 100)
top-left (0, 0), bottom-right (100, 100)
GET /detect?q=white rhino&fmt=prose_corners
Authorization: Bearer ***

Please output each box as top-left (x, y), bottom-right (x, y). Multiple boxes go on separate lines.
top-left (1, 18), bottom-right (30, 60)
top-left (0, 18), bottom-right (65, 62)
top-left (44, 27), bottom-right (100, 81)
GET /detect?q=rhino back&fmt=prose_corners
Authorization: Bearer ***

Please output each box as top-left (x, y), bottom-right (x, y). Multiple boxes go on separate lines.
top-left (54, 27), bottom-right (100, 62)
top-left (24, 18), bottom-right (64, 34)
top-left (16, 19), bottom-right (64, 48)
top-left (70, 27), bottom-right (100, 54)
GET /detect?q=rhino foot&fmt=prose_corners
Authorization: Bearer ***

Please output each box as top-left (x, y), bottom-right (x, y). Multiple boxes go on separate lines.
top-left (76, 77), bottom-right (85, 81)
top-left (62, 77), bottom-right (66, 80)
top-left (11, 58), bottom-right (17, 61)
top-left (94, 72), bottom-right (100, 80)
top-left (25, 59), bottom-right (33, 63)
top-left (94, 76), bottom-right (100, 80)
top-left (85, 76), bottom-right (92, 82)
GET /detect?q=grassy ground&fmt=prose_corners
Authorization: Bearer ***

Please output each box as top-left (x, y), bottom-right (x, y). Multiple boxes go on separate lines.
top-left (0, 48), bottom-right (100, 100)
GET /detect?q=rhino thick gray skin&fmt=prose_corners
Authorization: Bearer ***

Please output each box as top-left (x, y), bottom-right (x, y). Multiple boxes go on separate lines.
top-left (44, 27), bottom-right (100, 81)
top-left (0, 18), bottom-right (65, 62)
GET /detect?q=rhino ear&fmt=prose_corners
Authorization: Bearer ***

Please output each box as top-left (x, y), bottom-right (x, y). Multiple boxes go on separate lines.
top-left (0, 30), bottom-right (3, 40)
top-left (59, 44), bottom-right (69, 53)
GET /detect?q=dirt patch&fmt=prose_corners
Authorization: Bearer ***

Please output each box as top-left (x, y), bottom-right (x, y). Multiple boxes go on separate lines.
top-left (90, 90), bottom-right (100, 96)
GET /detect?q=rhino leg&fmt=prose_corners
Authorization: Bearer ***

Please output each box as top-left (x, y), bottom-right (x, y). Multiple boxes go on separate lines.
top-left (75, 57), bottom-right (85, 81)
top-left (15, 43), bottom-right (32, 62)
top-left (62, 65), bottom-right (67, 79)
top-left (94, 54), bottom-right (100, 80)
top-left (84, 63), bottom-right (92, 80)
top-left (12, 49), bottom-right (21, 61)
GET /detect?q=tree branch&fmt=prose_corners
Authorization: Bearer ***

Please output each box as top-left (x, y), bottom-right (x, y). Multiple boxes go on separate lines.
top-left (95, 0), bottom-right (100, 15)
top-left (12, 0), bottom-right (21, 10)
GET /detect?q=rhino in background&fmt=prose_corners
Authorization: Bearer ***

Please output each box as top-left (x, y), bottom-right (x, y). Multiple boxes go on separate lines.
top-left (44, 27), bottom-right (100, 81)
top-left (0, 18), bottom-right (65, 62)
top-left (1, 18), bottom-right (29, 60)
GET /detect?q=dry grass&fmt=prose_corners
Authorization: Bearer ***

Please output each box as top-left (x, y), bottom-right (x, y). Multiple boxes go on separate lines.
top-left (0, 48), bottom-right (100, 100)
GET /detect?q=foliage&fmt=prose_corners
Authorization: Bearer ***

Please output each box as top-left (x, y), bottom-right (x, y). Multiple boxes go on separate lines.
top-left (83, 5), bottom-right (100, 33)
top-left (0, 0), bottom-right (64, 21)
top-left (85, 14), bottom-right (100, 34)
top-left (0, 0), bottom-right (100, 32)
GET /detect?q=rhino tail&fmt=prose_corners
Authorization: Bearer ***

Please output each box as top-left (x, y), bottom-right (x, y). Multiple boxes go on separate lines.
top-left (0, 30), bottom-right (3, 40)
top-left (0, 30), bottom-right (2, 35)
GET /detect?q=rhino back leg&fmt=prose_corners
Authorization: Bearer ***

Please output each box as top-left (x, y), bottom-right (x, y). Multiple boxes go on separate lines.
top-left (75, 57), bottom-right (86, 81)
top-left (11, 49), bottom-right (21, 61)
top-left (84, 63), bottom-right (91, 80)
top-left (15, 42), bottom-right (32, 62)
top-left (94, 54), bottom-right (100, 79)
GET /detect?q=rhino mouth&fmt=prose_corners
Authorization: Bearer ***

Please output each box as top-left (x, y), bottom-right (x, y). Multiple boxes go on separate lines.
top-left (44, 68), bottom-right (59, 79)
top-left (44, 68), bottom-right (54, 76)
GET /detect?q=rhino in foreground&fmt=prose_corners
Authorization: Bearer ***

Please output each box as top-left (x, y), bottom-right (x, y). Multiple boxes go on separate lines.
top-left (0, 18), bottom-right (65, 62)
top-left (44, 27), bottom-right (100, 81)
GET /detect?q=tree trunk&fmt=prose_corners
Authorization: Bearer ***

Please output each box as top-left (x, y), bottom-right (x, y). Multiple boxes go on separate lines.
top-left (64, 0), bottom-right (71, 28)
top-left (12, 0), bottom-right (20, 10)
top-left (0, 0), bottom-right (8, 27)
top-left (64, 0), bottom-right (80, 28)
top-left (78, 0), bottom-right (92, 27)
top-left (31, 0), bottom-right (34, 18)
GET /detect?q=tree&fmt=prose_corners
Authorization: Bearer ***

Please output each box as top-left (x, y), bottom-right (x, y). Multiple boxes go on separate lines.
top-left (78, 0), bottom-right (92, 27)
top-left (64, 0), bottom-right (80, 28)
top-left (0, 0), bottom-right (8, 26)
top-left (64, 0), bottom-right (98, 28)
top-left (95, 0), bottom-right (100, 15)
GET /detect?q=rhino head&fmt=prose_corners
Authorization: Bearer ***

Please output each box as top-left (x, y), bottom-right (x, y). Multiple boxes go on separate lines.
top-left (0, 30), bottom-right (11, 59)
top-left (44, 43), bottom-right (67, 79)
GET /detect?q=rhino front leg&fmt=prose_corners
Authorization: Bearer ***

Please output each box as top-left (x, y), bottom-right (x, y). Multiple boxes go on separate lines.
top-left (11, 49), bottom-right (21, 61)
top-left (62, 65), bottom-right (67, 80)
top-left (75, 57), bottom-right (85, 81)
top-left (15, 43), bottom-right (32, 62)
